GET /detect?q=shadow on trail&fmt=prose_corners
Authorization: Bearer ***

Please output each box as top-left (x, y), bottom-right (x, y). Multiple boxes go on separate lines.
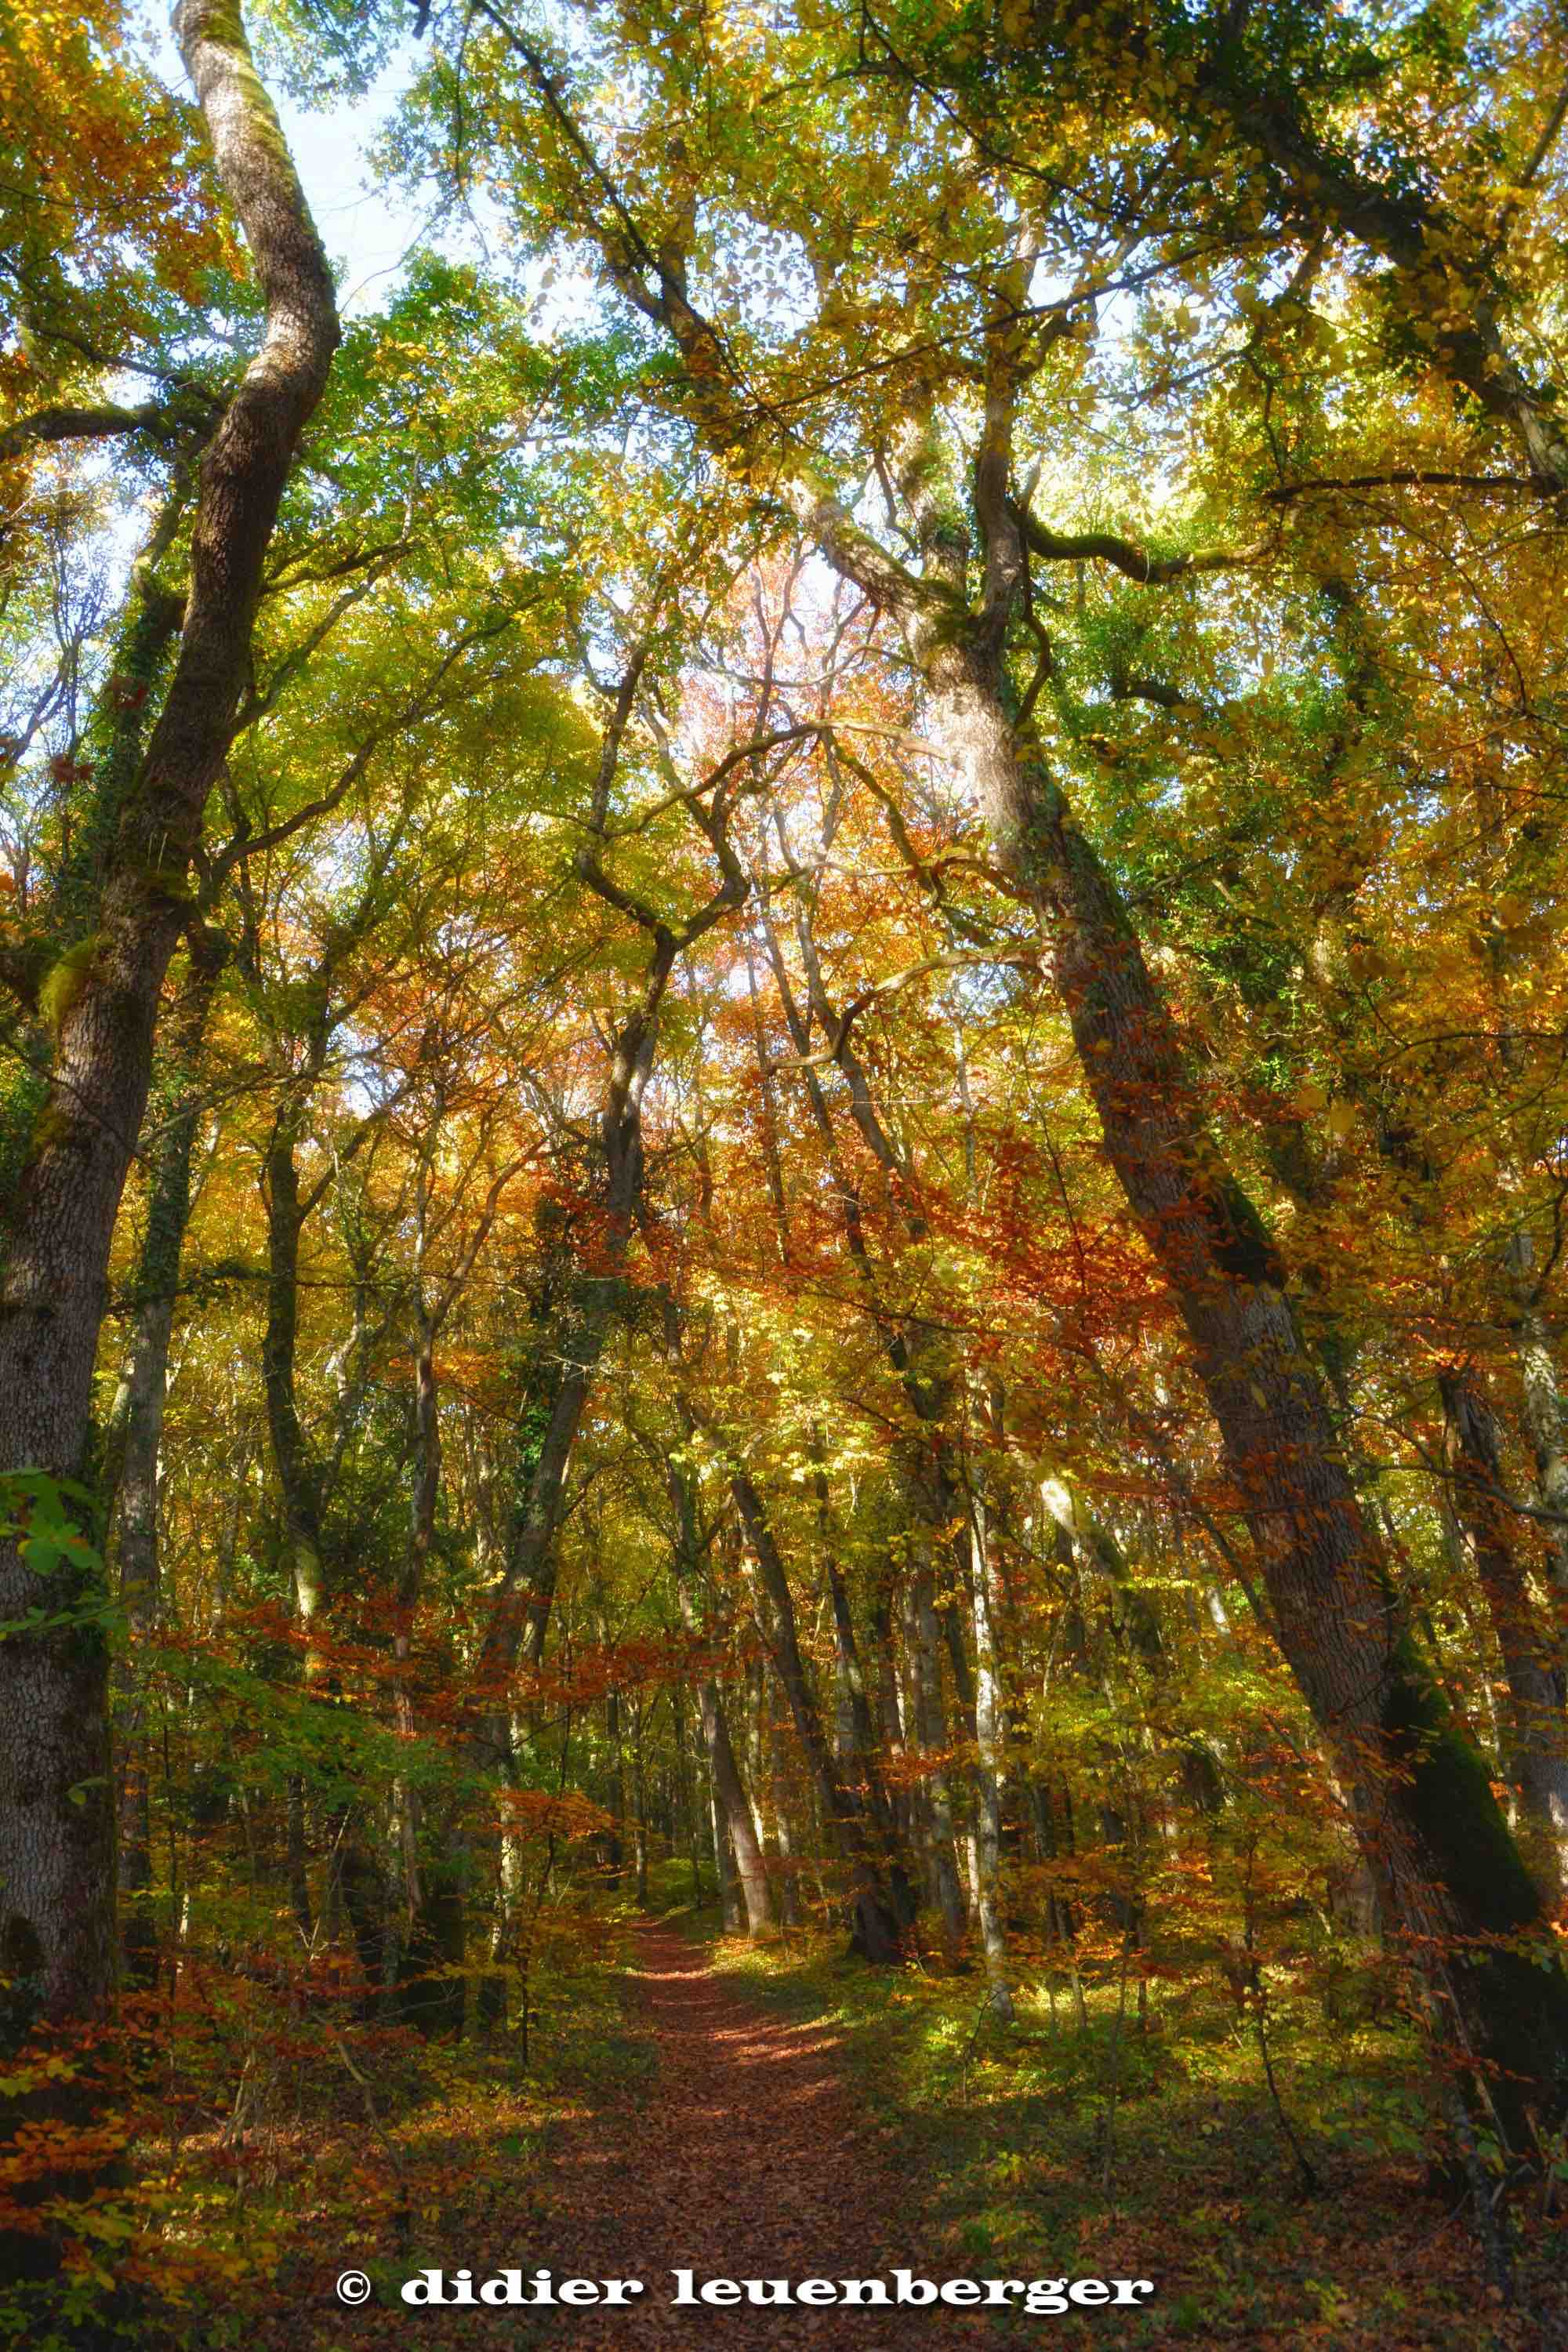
top-left (536, 1920), bottom-right (940, 2348)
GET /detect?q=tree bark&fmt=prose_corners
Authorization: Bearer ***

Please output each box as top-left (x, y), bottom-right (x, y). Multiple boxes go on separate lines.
top-left (109, 925), bottom-right (227, 1987)
top-left (665, 1447), bottom-right (773, 1934)
top-left (727, 1460), bottom-right (909, 1961)
top-left (711, 1778), bottom-right (742, 1933)
top-left (0, 0), bottom-right (336, 2053)
top-left (1440, 1366), bottom-right (1568, 1895)
top-left (967, 1493), bottom-right (1014, 2021)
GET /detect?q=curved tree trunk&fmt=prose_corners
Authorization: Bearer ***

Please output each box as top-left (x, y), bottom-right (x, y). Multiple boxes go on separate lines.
top-left (0, 0), bottom-right (337, 2066)
top-left (928, 623), bottom-right (1568, 2139)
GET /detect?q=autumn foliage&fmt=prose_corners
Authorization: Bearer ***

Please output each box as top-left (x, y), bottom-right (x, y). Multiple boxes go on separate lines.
top-left (5, 1), bottom-right (1568, 2343)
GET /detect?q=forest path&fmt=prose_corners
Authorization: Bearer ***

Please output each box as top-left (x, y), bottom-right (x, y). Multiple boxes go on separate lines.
top-left (539, 1917), bottom-right (936, 2348)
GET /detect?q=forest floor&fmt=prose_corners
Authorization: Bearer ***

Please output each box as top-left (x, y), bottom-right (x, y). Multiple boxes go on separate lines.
top-left (649, 1913), bottom-right (1568, 2352)
top-left (205, 1909), bottom-right (931, 2351)
top-left (517, 1916), bottom-right (916, 2346)
top-left (242, 1899), bottom-right (1566, 2352)
top-left (36, 1896), bottom-right (1568, 2350)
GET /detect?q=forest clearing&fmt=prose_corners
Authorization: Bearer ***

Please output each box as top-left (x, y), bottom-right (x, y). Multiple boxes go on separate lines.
top-left (5, 0), bottom-right (1568, 2344)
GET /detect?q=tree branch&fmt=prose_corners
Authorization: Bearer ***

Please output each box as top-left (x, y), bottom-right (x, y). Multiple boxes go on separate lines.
top-left (1012, 500), bottom-right (1272, 584)
top-left (0, 401), bottom-right (185, 467)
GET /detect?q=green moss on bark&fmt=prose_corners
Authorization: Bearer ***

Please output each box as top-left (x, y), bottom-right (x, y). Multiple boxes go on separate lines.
top-left (1382, 1635), bottom-right (1568, 2133)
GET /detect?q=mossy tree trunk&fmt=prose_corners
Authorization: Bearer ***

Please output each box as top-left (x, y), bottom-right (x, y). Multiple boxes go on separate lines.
top-left (1439, 1366), bottom-right (1568, 1898)
top-left (0, 0), bottom-right (337, 2060)
top-left (106, 924), bottom-right (227, 1988)
top-left (901, 397), bottom-right (1568, 2141)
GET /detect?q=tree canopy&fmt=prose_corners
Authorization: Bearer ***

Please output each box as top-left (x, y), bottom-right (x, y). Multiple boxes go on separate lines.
top-left (5, 1), bottom-right (1568, 2341)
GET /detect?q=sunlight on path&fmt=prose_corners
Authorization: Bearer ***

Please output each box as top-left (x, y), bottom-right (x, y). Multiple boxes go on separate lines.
top-left (540, 1922), bottom-right (944, 2348)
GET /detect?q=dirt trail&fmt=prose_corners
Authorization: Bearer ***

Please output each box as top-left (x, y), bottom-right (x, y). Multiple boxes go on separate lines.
top-left (539, 1918), bottom-right (940, 2347)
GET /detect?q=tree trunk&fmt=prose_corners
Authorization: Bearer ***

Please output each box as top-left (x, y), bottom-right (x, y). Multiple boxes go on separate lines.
top-left (770, 1740), bottom-right (805, 1929)
top-left (0, 0), bottom-right (336, 2070)
top-left (702, 1684), bottom-right (771, 1933)
top-left (815, 1461), bottom-right (898, 1848)
top-left (390, 1290), bottom-right (440, 1946)
top-left (604, 1688), bottom-right (626, 1881)
top-left (967, 1494), bottom-right (1014, 2021)
top-left (262, 1109), bottom-right (329, 1675)
top-left (922, 600), bottom-right (1568, 2140)
top-left (1511, 1243), bottom-right (1568, 1614)
top-left (902, 1563), bottom-right (967, 1943)
top-left (728, 1461), bottom-right (908, 1960)
top-left (870, 1588), bottom-right (911, 1847)
top-left (671, 1684), bottom-right (706, 1906)
top-left (665, 1447), bottom-right (773, 1934)
top-left (631, 1705), bottom-right (650, 1907)
top-left (711, 1779), bottom-right (742, 1933)
top-left (475, 928), bottom-right (668, 1717)
top-left (1440, 1367), bottom-right (1568, 1895)
top-left (110, 926), bottom-right (227, 1988)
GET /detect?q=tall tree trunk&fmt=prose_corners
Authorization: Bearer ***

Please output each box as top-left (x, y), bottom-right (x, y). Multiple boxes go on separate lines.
top-left (769, 1730), bottom-right (805, 1929)
top-left (395, 1283), bottom-right (471, 2035)
top-left (902, 1563), bottom-right (967, 1943)
top-left (666, 1447), bottom-right (773, 1934)
top-left (727, 1461), bottom-right (908, 1961)
top-left (631, 1701), bottom-right (650, 1907)
top-left (0, 0), bottom-right (336, 2078)
top-left (870, 1588), bottom-right (911, 1847)
top-left (391, 1291), bottom-right (439, 1944)
top-left (262, 1108), bottom-right (328, 1673)
top-left (702, 1684), bottom-right (771, 1933)
top-left (711, 1779), bottom-right (742, 1933)
top-left (497, 1294), bottom-right (619, 1686)
top-left (475, 830), bottom-right (673, 1711)
top-left (1440, 1367), bottom-right (1568, 1895)
top-left (110, 925), bottom-right (227, 1988)
top-left (917, 547), bottom-right (1568, 2140)
top-left (743, 1655), bottom-right (771, 1860)
top-left (967, 1492), bottom-right (1014, 2022)
top-left (671, 1685), bottom-right (706, 1906)
top-left (261, 1082), bottom-right (404, 1996)
top-left (604, 1688), bottom-right (626, 1882)
top-left (1510, 1232), bottom-right (1568, 1614)
top-left (814, 1447), bottom-right (898, 1848)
